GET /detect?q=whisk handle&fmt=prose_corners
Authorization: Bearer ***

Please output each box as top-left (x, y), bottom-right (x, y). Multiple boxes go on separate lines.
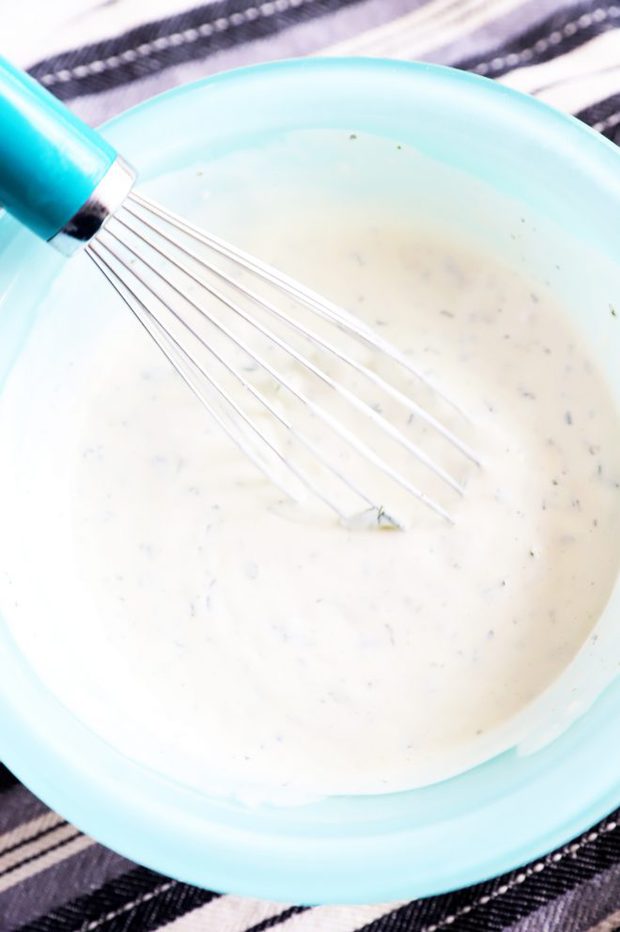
top-left (0, 56), bottom-right (134, 249)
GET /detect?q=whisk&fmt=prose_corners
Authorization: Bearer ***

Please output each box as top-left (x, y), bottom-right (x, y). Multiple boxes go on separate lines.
top-left (0, 57), bottom-right (478, 526)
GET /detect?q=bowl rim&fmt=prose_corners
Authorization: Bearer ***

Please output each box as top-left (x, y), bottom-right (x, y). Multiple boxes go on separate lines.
top-left (0, 56), bottom-right (619, 905)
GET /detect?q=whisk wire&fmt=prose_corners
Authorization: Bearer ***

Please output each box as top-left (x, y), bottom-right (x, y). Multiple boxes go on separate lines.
top-left (93, 221), bottom-right (454, 522)
top-left (122, 201), bottom-right (476, 477)
top-left (110, 213), bottom-right (463, 501)
top-left (90, 244), bottom-right (363, 519)
top-left (88, 191), bottom-right (479, 525)
top-left (130, 192), bottom-right (473, 428)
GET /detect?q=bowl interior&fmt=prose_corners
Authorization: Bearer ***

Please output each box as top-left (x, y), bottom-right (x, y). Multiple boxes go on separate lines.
top-left (0, 58), bottom-right (619, 904)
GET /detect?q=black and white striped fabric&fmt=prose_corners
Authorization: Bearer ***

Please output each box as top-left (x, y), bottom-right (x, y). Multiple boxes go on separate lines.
top-left (2, 1), bottom-right (620, 929)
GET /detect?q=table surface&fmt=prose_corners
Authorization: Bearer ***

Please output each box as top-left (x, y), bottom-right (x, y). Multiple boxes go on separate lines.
top-left (2, 1), bottom-right (620, 930)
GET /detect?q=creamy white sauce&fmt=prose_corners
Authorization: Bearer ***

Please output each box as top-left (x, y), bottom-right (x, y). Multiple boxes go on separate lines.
top-left (1, 133), bottom-right (619, 801)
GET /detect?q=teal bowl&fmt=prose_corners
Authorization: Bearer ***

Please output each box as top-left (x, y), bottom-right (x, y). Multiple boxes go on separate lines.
top-left (1, 58), bottom-right (619, 905)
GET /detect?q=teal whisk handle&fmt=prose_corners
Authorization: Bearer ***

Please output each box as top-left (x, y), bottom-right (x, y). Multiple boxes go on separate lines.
top-left (0, 56), bottom-right (134, 250)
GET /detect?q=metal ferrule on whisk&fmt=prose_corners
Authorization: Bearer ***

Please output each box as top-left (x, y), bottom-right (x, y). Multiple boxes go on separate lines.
top-left (49, 157), bottom-right (136, 256)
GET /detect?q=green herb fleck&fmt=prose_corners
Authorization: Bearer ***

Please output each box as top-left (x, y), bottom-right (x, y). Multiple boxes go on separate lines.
top-left (376, 506), bottom-right (402, 530)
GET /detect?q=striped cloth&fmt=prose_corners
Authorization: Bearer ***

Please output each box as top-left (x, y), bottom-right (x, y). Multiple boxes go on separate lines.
top-left (2, 1), bottom-right (620, 929)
